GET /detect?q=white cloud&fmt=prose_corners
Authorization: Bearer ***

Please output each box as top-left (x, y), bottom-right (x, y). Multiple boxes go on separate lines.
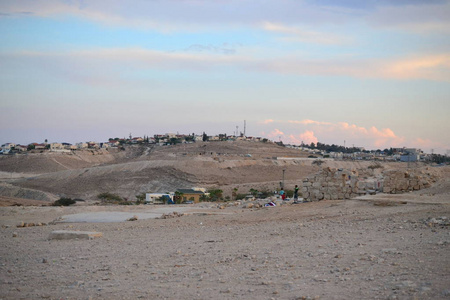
top-left (262, 22), bottom-right (351, 45)
top-left (367, 1), bottom-right (450, 34)
top-left (3, 48), bottom-right (450, 84)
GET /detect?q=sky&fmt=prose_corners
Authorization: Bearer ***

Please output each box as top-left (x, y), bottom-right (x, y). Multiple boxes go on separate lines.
top-left (0, 0), bottom-right (449, 154)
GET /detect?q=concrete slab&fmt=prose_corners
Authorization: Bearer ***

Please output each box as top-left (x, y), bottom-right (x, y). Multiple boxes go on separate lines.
top-left (49, 230), bottom-right (102, 240)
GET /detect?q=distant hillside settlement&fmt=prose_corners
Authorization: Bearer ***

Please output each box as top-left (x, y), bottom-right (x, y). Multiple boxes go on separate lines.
top-left (0, 133), bottom-right (447, 163)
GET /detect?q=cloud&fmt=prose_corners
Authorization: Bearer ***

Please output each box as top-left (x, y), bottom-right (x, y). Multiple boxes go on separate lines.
top-left (262, 22), bottom-right (351, 45)
top-left (185, 43), bottom-right (238, 55)
top-left (367, 1), bottom-right (450, 33)
top-left (383, 54), bottom-right (450, 81)
top-left (3, 48), bottom-right (450, 86)
top-left (289, 119), bottom-right (332, 126)
top-left (289, 130), bottom-right (318, 145)
top-left (262, 119), bottom-right (275, 124)
top-left (267, 129), bottom-right (284, 140)
top-left (262, 118), bottom-right (412, 150)
top-left (0, 0), bottom-right (357, 31)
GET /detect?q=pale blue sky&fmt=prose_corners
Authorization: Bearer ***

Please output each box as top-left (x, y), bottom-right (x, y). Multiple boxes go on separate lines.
top-left (0, 0), bottom-right (449, 153)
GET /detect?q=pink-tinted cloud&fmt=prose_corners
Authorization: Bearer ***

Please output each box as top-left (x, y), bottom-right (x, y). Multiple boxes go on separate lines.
top-left (262, 118), bottom-right (412, 150)
top-left (288, 130), bottom-right (318, 145)
top-left (267, 129), bottom-right (284, 140)
top-left (262, 22), bottom-right (350, 45)
top-left (262, 119), bottom-right (274, 124)
top-left (288, 119), bottom-right (332, 126)
top-left (4, 49), bottom-right (450, 84)
top-left (383, 54), bottom-right (450, 81)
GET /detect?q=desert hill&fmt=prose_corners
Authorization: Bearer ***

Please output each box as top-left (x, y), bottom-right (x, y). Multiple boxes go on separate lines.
top-left (0, 141), bottom-right (435, 202)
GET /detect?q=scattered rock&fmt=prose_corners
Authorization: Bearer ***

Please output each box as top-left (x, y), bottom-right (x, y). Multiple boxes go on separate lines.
top-left (159, 212), bottom-right (184, 219)
top-left (48, 230), bottom-right (103, 240)
top-left (127, 215), bottom-right (138, 221)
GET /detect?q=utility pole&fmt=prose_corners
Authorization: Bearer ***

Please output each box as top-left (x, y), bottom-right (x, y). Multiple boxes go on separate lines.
top-left (282, 169), bottom-right (286, 190)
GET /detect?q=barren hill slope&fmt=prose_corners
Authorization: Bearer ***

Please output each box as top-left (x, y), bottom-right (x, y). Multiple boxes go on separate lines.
top-left (0, 141), bottom-right (430, 202)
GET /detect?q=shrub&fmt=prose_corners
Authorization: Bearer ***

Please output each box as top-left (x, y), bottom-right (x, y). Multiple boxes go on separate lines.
top-left (207, 189), bottom-right (223, 202)
top-left (258, 189), bottom-right (273, 199)
top-left (236, 193), bottom-right (247, 200)
top-left (368, 163), bottom-right (383, 170)
top-left (135, 192), bottom-right (146, 204)
top-left (97, 192), bottom-right (123, 203)
top-left (52, 197), bottom-right (76, 206)
top-left (285, 189), bottom-right (294, 198)
top-left (312, 159), bottom-right (324, 166)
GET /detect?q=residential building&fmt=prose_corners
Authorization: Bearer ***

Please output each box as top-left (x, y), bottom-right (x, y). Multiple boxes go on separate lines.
top-left (176, 188), bottom-right (207, 203)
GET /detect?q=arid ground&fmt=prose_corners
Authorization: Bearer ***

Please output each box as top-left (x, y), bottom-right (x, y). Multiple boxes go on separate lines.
top-left (0, 142), bottom-right (449, 299)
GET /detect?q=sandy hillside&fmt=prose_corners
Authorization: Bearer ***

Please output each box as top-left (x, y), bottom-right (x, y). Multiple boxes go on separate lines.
top-left (0, 141), bottom-right (421, 202)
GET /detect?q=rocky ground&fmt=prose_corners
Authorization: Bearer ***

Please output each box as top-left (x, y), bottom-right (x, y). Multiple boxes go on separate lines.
top-left (0, 143), bottom-right (449, 299)
top-left (1, 182), bottom-right (449, 300)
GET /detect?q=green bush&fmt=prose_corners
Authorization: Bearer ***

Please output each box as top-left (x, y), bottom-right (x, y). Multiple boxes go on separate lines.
top-left (52, 197), bottom-right (76, 206)
top-left (97, 192), bottom-right (123, 203)
top-left (235, 193), bottom-right (247, 200)
top-left (207, 189), bottom-right (223, 202)
top-left (285, 189), bottom-right (294, 198)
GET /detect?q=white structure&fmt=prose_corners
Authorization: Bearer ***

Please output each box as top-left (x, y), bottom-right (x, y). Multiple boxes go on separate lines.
top-left (145, 193), bottom-right (174, 204)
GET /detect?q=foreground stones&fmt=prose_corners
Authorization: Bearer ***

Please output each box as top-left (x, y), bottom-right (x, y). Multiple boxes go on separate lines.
top-left (48, 230), bottom-right (103, 240)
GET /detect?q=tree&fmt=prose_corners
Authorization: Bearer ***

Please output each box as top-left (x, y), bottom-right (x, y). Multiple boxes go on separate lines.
top-left (169, 137), bottom-right (181, 145)
top-left (199, 194), bottom-right (209, 202)
top-left (135, 193), bottom-right (146, 204)
top-left (202, 132), bottom-right (209, 142)
top-left (174, 191), bottom-right (184, 204)
top-left (208, 189), bottom-right (223, 201)
top-left (249, 188), bottom-right (258, 197)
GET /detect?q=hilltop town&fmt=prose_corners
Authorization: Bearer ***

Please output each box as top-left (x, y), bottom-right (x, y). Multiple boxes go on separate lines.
top-left (2, 132), bottom-right (447, 164)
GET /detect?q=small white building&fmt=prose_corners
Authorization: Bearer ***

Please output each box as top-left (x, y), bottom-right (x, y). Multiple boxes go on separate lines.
top-left (145, 193), bottom-right (174, 204)
top-left (50, 143), bottom-right (64, 151)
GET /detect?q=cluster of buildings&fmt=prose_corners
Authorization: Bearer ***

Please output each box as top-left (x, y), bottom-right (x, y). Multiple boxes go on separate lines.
top-left (1, 134), bottom-right (430, 163)
top-left (0, 133), bottom-right (265, 154)
top-left (285, 145), bottom-right (428, 162)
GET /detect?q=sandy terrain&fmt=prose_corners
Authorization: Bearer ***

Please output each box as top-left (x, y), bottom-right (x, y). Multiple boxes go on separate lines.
top-left (1, 178), bottom-right (449, 299)
top-left (0, 142), bottom-right (449, 299)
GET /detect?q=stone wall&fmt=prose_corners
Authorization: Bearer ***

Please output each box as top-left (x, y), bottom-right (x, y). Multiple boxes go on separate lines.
top-left (302, 167), bottom-right (437, 201)
top-left (381, 169), bottom-right (436, 194)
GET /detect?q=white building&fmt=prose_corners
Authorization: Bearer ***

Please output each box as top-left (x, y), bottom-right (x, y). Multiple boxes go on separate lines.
top-left (145, 193), bottom-right (174, 204)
